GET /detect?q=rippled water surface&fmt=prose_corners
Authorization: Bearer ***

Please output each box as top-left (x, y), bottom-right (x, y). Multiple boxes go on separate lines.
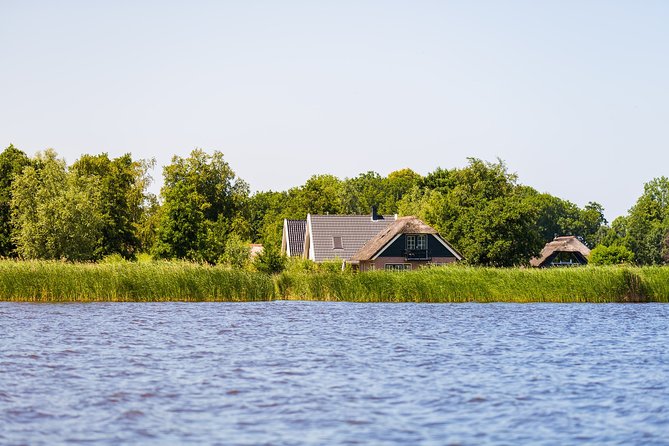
top-left (2, 302), bottom-right (669, 445)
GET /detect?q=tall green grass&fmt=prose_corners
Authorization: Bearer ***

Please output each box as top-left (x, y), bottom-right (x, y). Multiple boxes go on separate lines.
top-left (2, 261), bottom-right (669, 302)
top-left (0, 260), bottom-right (274, 302)
top-left (277, 266), bottom-right (669, 303)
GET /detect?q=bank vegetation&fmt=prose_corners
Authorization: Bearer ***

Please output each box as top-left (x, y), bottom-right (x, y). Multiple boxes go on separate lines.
top-left (2, 261), bottom-right (669, 303)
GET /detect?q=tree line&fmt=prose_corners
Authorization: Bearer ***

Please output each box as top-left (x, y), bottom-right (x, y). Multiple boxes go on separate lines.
top-left (1, 144), bottom-right (667, 267)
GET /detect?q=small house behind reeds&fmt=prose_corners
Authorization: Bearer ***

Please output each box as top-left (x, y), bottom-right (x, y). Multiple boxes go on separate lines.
top-left (530, 236), bottom-right (590, 268)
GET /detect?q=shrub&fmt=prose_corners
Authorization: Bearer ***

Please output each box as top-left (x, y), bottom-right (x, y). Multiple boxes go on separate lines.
top-left (220, 233), bottom-right (251, 269)
top-left (589, 245), bottom-right (634, 266)
top-left (253, 245), bottom-right (287, 274)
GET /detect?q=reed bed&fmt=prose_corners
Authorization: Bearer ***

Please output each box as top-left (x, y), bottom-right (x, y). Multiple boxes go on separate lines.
top-left (277, 266), bottom-right (656, 303)
top-left (637, 267), bottom-right (669, 302)
top-left (2, 260), bottom-right (669, 303)
top-left (0, 260), bottom-right (274, 302)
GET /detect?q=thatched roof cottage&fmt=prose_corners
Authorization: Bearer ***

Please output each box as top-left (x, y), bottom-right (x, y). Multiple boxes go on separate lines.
top-left (350, 216), bottom-right (463, 271)
top-left (530, 236), bottom-right (590, 268)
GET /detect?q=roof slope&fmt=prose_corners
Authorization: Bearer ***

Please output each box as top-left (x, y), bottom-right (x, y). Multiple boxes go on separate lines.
top-left (307, 214), bottom-right (396, 262)
top-left (285, 219), bottom-right (306, 257)
top-left (530, 236), bottom-right (591, 267)
top-left (351, 216), bottom-right (462, 261)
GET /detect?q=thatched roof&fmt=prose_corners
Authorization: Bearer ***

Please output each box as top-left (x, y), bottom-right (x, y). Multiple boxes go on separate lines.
top-left (350, 216), bottom-right (462, 261)
top-left (530, 236), bottom-right (591, 267)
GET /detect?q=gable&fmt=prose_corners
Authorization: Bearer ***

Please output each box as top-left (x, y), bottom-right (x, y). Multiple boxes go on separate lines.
top-left (376, 234), bottom-right (457, 258)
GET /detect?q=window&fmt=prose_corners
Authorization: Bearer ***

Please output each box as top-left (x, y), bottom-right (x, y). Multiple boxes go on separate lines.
top-left (333, 236), bottom-right (343, 249)
top-left (384, 263), bottom-right (411, 271)
top-left (406, 235), bottom-right (415, 250)
top-left (406, 234), bottom-right (427, 250)
top-left (416, 235), bottom-right (427, 250)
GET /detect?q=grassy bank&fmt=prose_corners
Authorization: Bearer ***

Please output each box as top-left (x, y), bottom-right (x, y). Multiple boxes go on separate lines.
top-left (276, 266), bottom-right (669, 303)
top-left (0, 261), bottom-right (274, 302)
top-left (1, 261), bottom-right (669, 302)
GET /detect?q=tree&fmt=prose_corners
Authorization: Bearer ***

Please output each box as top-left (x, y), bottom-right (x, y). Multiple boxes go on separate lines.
top-left (11, 150), bottom-right (103, 261)
top-left (524, 190), bottom-right (606, 248)
top-left (398, 159), bottom-right (544, 266)
top-left (0, 144), bottom-right (31, 257)
top-left (624, 177), bottom-right (669, 265)
top-left (245, 190), bottom-right (291, 247)
top-left (154, 149), bottom-right (249, 263)
top-left (384, 168), bottom-right (422, 212)
top-left (290, 174), bottom-right (344, 216)
top-left (341, 171), bottom-right (386, 214)
top-left (72, 153), bottom-right (155, 259)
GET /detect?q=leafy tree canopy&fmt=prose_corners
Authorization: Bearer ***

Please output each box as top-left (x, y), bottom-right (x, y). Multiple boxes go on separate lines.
top-left (11, 150), bottom-right (104, 261)
top-left (0, 144), bottom-right (31, 257)
top-left (154, 149), bottom-right (249, 263)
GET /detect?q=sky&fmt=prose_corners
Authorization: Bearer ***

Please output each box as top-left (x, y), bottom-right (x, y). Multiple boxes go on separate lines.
top-left (1, 0), bottom-right (667, 221)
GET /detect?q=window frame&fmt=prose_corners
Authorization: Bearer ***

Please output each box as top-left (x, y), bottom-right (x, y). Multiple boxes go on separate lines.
top-left (384, 263), bottom-right (412, 272)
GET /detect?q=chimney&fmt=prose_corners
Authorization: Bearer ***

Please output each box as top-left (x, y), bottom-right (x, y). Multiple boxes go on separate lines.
top-left (371, 206), bottom-right (383, 221)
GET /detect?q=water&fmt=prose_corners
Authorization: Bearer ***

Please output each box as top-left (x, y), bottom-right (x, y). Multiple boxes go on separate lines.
top-left (1, 302), bottom-right (669, 445)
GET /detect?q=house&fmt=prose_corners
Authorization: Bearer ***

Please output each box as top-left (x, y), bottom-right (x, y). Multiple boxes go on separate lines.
top-left (302, 208), bottom-right (396, 263)
top-left (281, 219), bottom-right (306, 257)
top-left (350, 216), bottom-right (463, 271)
top-left (530, 236), bottom-right (590, 268)
top-left (289, 207), bottom-right (463, 270)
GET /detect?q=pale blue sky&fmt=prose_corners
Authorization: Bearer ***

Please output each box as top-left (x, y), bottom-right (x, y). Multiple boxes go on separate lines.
top-left (2, 1), bottom-right (667, 220)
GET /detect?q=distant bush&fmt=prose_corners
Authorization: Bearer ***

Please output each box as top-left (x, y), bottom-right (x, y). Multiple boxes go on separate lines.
top-left (220, 234), bottom-right (251, 269)
top-left (316, 258), bottom-right (353, 273)
top-left (285, 257), bottom-right (317, 273)
top-left (253, 245), bottom-right (287, 274)
top-left (589, 245), bottom-right (634, 266)
top-left (99, 253), bottom-right (129, 264)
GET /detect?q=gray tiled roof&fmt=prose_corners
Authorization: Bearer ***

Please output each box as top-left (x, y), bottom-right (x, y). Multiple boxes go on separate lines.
top-left (307, 214), bottom-right (396, 262)
top-left (285, 219), bottom-right (306, 257)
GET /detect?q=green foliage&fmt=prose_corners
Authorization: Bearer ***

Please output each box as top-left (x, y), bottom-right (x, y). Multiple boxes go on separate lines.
top-left (0, 144), bottom-right (31, 257)
top-left (316, 258), bottom-right (349, 273)
top-left (4, 260), bottom-right (669, 303)
top-left (253, 244), bottom-right (287, 274)
top-left (292, 174), bottom-right (344, 215)
top-left (10, 150), bottom-right (104, 261)
top-left (589, 245), bottom-right (634, 266)
top-left (72, 153), bottom-right (155, 259)
top-left (0, 260), bottom-right (274, 301)
top-left (220, 233), bottom-right (251, 269)
top-left (100, 253), bottom-right (130, 264)
top-left (341, 171), bottom-right (387, 214)
top-left (384, 168), bottom-right (422, 212)
top-left (246, 190), bottom-right (291, 247)
top-left (276, 266), bottom-right (665, 303)
top-left (526, 191), bottom-right (606, 248)
top-left (397, 159), bottom-right (607, 266)
top-left (284, 257), bottom-right (318, 273)
top-left (154, 149), bottom-right (249, 263)
top-left (622, 177), bottom-right (669, 265)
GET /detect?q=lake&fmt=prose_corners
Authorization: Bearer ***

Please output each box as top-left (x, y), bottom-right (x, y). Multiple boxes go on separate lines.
top-left (1, 301), bottom-right (669, 445)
